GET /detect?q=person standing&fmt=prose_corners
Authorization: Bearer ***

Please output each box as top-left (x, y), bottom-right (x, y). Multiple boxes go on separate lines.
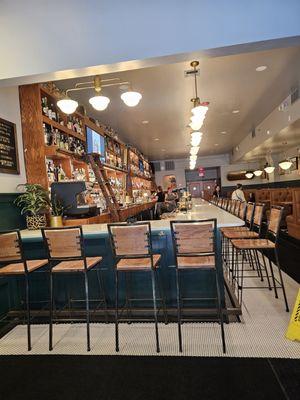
top-left (213, 184), bottom-right (221, 198)
top-left (231, 183), bottom-right (246, 202)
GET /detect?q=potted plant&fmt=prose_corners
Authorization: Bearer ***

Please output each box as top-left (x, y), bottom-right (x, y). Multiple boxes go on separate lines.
top-left (15, 184), bottom-right (50, 230)
top-left (50, 195), bottom-right (65, 227)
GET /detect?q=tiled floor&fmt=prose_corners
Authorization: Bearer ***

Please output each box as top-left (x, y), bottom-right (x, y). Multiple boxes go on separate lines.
top-left (0, 268), bottom-right (299, 358)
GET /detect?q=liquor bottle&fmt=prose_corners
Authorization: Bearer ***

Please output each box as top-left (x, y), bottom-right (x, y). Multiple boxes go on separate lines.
top-left (48, 129), bottom-right (53, 146)
top-left (59, 133), bottom-right (64, 149)
top-left (51, 104), bottom-right (56, 121)
top-left (67, 116), bottom-right (73, 130)
top-left (43, 123), bottom-right (48, 145)
top-left (42, 97), bottom-right (48, 116)
top-left (48, 103), bottom-right (52, 119)
top-left (53, 129), bottom-right (59, 146)
top-left (64, 136), bottom-right (69, 151)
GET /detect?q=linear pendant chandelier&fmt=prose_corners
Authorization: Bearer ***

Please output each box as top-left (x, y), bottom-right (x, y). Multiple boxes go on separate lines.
top-left (57, 75), bottom-right (142, 114)
top-left (188, 61), bottom-right (209, 169)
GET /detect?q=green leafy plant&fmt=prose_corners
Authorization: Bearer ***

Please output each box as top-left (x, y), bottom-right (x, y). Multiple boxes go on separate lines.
top-left (51, 195), bottom-right (65, 216)
top-left (15, 184), bottom-right (50, 216)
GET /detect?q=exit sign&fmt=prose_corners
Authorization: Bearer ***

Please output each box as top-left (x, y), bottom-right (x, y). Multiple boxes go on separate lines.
top-left (198, 167), bottom-right (205, 177)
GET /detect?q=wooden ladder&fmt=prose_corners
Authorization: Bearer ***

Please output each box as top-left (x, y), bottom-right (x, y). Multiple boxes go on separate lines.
top-left (87, 154), bottom-right (121, 222)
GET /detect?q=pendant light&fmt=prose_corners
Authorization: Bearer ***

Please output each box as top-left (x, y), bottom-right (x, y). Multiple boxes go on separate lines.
top-left (253, 169), bottom-right (263, 177)
top-left (264, 163), bottom-right (275, 174)
top-left (121, 91), bottom-right (142, 107)
top-left (57, 97), bottom-right (79, 114)
top-left (89, 76), bottom-right (110, 111)
top-left (278, 142), bottom-right (292, 170)
top-left (190, 146), bottom-right (200, 156)
top-left (191, 131), bottom-right (202, 146)
top-left (245, 171), bottom-right (254, 179)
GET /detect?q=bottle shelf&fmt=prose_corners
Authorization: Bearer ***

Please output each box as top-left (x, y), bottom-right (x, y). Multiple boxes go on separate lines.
top-left (44, 145), bottom-right (85, 161)
top-left (42, 115), bottom-right (86, 141)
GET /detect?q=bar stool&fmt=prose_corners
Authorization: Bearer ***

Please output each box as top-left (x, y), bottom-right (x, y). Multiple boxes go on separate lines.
top-left (0, 230), bottom-right (48, 350)
top-left (42, 226), bottom-right (104, 351)
top-left (108, 221), bottom-right (164, 353)
top-left (231, 206), bottom-right (289, 311)
top-left (170, 219), bottom-right (226, 354)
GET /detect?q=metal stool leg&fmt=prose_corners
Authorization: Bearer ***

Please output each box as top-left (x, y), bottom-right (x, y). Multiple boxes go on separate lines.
top-left (49, 271), bottom-right (54, 351)
top-left (215, 270), bottom-right (226, 354)
top-left (175, 268), bottom-right (183, 352)
top-left (84, 271), bottom-right (91, 351)
top-left (156, 268), bottom-right (168, 324)
top-left (151, 269), bottom-right (160, 353)
top-left (261, 253), bottom-right (272, 291)
top-left (274, 249), bottom-right (289, 312)
top-left (25, 274), bottom-right (31, 351)
top-left (115, 270), bottom-right (119, 352)
top-left (268, 257), bottom-right (278, 298)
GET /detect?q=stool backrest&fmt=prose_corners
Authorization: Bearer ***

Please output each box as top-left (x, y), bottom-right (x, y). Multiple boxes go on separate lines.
top-left (239, 202), bottom-right (247, 220)
top-left (0, 230), bottom-right (23, 263)
top-left (245, 202), bottom-right (255, 227)
top-left (108, 222), bottom-right (151, 257)
top-left (267, 206), bottom-right (283, 239)
top-left (252, 203), bottom-right (265, 233)
top-left (234, 200), bottom-right (240, 216)
top-left (170, 219), bottom-right (216, 256)
top-left (42, 227), bottom-right (83, 260)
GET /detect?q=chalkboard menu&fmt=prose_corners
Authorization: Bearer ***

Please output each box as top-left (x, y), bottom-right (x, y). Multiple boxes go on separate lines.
top-left (0, 117), bottom-right (20, 174)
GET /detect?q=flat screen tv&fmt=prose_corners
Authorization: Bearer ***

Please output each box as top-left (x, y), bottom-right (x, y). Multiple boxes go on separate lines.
top-left (86, 127), bottom-right (105, 161)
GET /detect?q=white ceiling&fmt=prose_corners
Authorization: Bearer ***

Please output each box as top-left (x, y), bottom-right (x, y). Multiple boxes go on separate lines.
top-left (55, 45), bottom-right (300, 160)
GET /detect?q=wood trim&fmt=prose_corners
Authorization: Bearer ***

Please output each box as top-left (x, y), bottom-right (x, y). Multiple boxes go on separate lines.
top-left (19, 84), bottom-right (48, 188)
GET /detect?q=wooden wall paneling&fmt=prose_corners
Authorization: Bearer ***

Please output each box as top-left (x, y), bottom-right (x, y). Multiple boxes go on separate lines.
top-left (19, 84), bottom-right (48, 188)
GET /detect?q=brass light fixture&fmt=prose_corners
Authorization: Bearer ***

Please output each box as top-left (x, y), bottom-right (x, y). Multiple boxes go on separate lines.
top-left (187, 61), bottom-right (209, 169)
top-left (278, 142), bottom-right (292, 170)
top-left (57, 75), bottom-right (142, 114)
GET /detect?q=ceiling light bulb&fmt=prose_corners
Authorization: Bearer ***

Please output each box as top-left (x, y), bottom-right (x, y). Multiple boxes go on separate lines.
top-left (89, 95), bottom-right (110, 111)
top-left (264, 165), bottom-right (275, 174)
top-left (191, 132), bottom-right (202, 147)
top-left (245, 171), bottom-right (254, 179)
top-left (253, 170), bottom-right (263, 177)
top-left (57, 98), bottom-right (78, 114)
top-left (190, 146), bottom-right (199, 155)
top-left (121, 91), bottom-right (142, 107)
top-left (190, 155), bottom-right (197, 162)
top-left (279, 160), bottom-right (292, 170)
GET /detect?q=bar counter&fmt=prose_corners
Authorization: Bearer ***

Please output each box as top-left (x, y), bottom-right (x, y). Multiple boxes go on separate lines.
top-left (2, 199), bottom-right (244, 322)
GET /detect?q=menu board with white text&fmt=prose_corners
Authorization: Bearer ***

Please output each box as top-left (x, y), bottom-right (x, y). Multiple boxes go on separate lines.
top-left (0, 117), bottom-right (20, 174)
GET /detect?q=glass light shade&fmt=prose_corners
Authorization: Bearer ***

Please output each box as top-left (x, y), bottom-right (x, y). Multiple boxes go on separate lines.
top-left (190, 155), bottom-right (197, 162)
top-left (89, 95), bottom-right (110, 111)
top-left (190, 146), bottom-right (200, 155)
top-left (264, 166), bottom-right (275, 174)
top-left (57, 98), bottom-right (78, 114)
top-left (279, 160), bottom-right (292, 170)
top-left (121, 91), bottom-right (142, 107)
top-left (190, 131), bottom-right (203, 147)
top-left (245, 171), bottom-right (254, 179)
top-left (191, 104), bottom-right (208, 116)
top-left (190, 114), bottom-right (205, 125)
top-left (189, 121), bottom-right (203, 131)
top-left (253, 170), bottom-right (263, 177)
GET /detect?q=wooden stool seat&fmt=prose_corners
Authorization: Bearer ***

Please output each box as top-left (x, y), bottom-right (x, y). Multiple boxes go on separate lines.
top-left (177, 255), bottom-right (215, 269)
top-left (52, 256), bottom-right (102, 273)
top-left (223, 230), bottom-right (259, 240)
top-left (117, 254), bottom-right (161, 271)
top-left (0, 259), bottom-right (48, 275)
top-left (231, 238), bottom-right (275, 250)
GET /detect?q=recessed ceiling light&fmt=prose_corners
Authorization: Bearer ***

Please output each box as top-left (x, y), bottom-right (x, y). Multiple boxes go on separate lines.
top-left (162, 149), bottom-right (166, 152)
top-left (256, 65), bottom-right (267, 72)
top-left (266, 130), bottom-right (270, 135)
top-left (221, 131), bottom-right (227, 134)
top-left (142, 120), bottom-right (149, 124)
top-left (214, 143), bottom-right (219, 146)
top-left (232, 109), bottom-right (240, 114)
top-left (154, 138), bottom-right (159, 141)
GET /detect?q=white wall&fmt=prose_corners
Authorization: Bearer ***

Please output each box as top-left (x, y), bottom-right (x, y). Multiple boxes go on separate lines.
top-left (0, 86), bottom-right (26, 193)
top-left (1, 1), bottom-right (300, 85)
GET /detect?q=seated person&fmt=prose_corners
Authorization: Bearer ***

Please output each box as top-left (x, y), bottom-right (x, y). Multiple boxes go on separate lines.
top-left (156, 187), bottom-right (178, 217)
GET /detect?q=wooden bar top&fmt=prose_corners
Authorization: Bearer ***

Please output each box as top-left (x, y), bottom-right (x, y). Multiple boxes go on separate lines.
top-left (20, 199), bottom-right (244, 241)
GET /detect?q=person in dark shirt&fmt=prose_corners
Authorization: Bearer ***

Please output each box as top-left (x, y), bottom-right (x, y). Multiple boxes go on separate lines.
top-left (213, 185), bottom-right (221, 198)
top-left (155, 186), bottom-right (165, 203)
